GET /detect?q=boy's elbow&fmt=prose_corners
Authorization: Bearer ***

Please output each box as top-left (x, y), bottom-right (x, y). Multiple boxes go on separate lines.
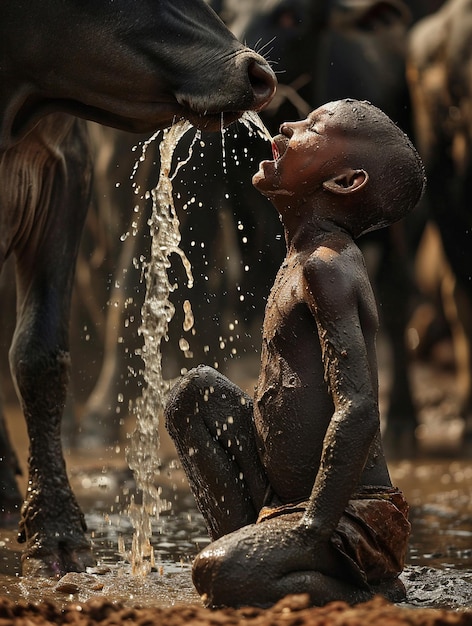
top-left (346, 396), bottom-right (380, 436)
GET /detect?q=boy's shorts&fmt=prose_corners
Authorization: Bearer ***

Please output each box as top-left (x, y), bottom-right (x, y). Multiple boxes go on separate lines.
top-left (256, 486), bottom-right (411, 589)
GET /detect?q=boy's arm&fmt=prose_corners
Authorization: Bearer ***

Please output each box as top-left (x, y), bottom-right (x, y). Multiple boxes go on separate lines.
top-left (299, 245), bottom-right (380, 539)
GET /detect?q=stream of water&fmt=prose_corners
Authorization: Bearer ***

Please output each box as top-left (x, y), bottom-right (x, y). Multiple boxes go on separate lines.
top-left (125, 112), bottom-right (274, 576)
top-left (125, 120), bottom-right (198, 576)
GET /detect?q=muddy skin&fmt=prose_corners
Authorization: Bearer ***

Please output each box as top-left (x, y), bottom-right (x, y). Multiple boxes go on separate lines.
top-left (166, 99), bottom-right (426, 608)
top-left (192, 504), bottom-right (408, 609)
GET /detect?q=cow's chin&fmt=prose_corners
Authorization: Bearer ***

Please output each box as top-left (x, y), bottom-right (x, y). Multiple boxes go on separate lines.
top-left (71, 103), bottom-right (244, 135)
top-left (87, 106), bottom-right (243, 134)
top-left (8, 96), bottom-right (246, 147)
top-left (61, 98), bottom-right (243, 134)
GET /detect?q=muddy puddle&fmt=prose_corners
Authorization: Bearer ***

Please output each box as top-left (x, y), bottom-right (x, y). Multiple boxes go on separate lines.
top-left (1, 403), bottom-right (471, 611)
top-left (0, 443), bottom-right (204, 607)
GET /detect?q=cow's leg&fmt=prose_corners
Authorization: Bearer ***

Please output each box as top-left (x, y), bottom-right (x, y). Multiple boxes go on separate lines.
top-left (442, 275), bottom-right (472, 444)
top-left (378, 223), bottom-right (419, 456)
top-left (9, 120), bottom-right (94, 577)
top-left (11, 240), bottom-right (94, 576)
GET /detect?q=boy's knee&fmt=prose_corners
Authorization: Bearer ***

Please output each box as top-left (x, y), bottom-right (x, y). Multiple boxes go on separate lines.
top-left (165, 365), bottom-right (217, 435)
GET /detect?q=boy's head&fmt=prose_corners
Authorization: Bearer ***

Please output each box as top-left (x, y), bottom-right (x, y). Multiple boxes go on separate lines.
top-left (253, 99), bottom-right (426, 237)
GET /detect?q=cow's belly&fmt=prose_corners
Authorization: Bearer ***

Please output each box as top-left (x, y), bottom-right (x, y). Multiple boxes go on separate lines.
top-left (0, 115), bottom-right (76, 263)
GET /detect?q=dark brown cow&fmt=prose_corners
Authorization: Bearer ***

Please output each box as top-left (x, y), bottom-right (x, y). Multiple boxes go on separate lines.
top-left (0, 0), bottom-right (276, 577)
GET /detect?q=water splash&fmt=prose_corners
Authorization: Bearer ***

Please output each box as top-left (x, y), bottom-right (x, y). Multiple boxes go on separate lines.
top-left (240, 110), bottom-right (280, 160)
top-left (240, 110), bottom-right (273, 143)
top-left (223, 111), bottom-right (276, 172)
top-left (124, 110), bottom-right (274, 576)
top-left (221, 113), bottom-right (228, 175)
top-left (126, 120), bottom-right (196, 576)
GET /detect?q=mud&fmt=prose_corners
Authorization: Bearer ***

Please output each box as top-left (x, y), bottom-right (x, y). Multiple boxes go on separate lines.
top-left (1, 449), bottom-right (471, 624)
top-left (1, 594), bottom-right (471, 626)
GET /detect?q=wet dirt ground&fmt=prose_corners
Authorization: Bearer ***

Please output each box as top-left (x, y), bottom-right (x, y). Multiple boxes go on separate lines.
top-left (1, 344), bottom-right (472, 625)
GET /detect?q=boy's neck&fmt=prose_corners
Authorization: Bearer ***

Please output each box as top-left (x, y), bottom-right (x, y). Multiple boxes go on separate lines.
top-left (275, 196), bottom-right (352, 250)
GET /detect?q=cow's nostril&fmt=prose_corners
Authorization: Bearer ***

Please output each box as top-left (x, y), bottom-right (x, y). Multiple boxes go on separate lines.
top-left (247, 60), bottom-right (277, 110)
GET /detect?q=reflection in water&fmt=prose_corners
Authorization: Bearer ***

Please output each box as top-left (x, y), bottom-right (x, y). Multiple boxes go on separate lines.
top-left (392, 460), bottom-right (472, 572)
top-left (392, 459), bottom-right (472, 609)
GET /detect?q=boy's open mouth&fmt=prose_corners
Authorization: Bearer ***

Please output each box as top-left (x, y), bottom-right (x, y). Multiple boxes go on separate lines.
top-left (271, 134), bottom-right (289, 162)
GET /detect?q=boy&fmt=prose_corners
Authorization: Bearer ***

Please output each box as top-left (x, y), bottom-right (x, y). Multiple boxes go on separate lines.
top-left (165, 99), bottom-right (425, 608)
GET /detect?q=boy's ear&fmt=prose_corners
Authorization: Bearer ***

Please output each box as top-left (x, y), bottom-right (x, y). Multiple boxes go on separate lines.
top-left (322, 168), bottom-right (369, 195)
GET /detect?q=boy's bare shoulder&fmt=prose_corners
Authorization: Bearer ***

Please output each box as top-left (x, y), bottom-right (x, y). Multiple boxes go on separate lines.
top-left (302, 236), bottom-right (365, 301)
top-left (303, 234), bottom-right (362, 274)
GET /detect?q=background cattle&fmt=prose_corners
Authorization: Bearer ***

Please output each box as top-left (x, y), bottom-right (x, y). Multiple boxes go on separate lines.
top-left (0, 0), bottom-right (275, 576)
top-left (407, 0), bottom-right (472, 443)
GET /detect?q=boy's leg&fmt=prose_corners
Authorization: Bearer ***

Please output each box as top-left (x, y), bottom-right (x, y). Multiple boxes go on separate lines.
top-left (192, 512), bottom-right (407, 608)
top-left (192, 515), bottom-right (374, 608)
top-left (165, 365), bottom-right (269, 539)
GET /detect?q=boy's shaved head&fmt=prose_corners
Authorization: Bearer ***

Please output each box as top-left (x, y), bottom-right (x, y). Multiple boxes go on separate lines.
top-left (322, 99), bottom-right (426, 234)
top-left (253, 98), bottom-right (425, 238)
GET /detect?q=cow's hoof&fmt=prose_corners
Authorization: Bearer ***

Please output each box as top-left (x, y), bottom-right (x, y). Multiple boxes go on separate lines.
top-left (21, 544), bottom-right (95, 578)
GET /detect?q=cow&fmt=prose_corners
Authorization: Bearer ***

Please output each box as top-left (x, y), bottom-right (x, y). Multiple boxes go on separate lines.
top-left (0, 0), bottom-right (276, 577)
top-left (407, 0), bottom-right (472, 444)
